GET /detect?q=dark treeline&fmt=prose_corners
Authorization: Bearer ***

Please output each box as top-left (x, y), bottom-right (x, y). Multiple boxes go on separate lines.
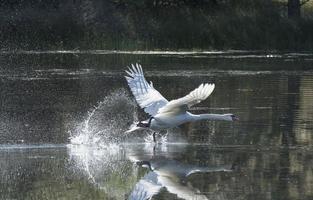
top-left (0, 0), bottom-right (313, 50)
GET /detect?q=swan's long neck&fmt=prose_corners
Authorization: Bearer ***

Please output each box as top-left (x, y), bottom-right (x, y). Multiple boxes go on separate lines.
top-left (190, 113), bottom-right (231, 121)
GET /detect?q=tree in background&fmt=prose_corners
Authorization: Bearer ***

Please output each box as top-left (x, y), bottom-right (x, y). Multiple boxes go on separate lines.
top-left (288, 0), bottom-right (300, 17)
top-left (288, 0), bottom-right (311, 18)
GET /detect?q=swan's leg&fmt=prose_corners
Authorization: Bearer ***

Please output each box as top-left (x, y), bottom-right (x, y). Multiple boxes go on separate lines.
top-left (153, 132), bottom-right (156, 143)
top-left (153, 144), bottom-right (156, 156)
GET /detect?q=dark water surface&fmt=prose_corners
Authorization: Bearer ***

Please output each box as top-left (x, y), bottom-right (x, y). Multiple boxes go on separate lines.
top-left (1, 51), bottom-right (313, 200)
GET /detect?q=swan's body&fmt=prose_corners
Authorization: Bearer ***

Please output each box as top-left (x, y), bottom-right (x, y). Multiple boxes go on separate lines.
top-left (125, 64), bottom-right (238, 135)
top-left (150, 112), bottom-right (237, 131)
top-left (150, 112), bottom-right (193, 130)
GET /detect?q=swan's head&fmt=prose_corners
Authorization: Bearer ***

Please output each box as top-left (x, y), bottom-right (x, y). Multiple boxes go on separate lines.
top-left (224, 114), bottom-right (239, 121)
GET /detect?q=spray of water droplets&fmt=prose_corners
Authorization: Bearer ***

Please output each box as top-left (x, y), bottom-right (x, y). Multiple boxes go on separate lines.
top-left (69, 89), bottom-right (138, 146)
top-left (67, 144), bottom-right (139, 199)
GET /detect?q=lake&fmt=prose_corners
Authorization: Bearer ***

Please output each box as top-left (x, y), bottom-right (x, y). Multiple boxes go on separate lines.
top-left (0, 50), bottom-right (313, 200)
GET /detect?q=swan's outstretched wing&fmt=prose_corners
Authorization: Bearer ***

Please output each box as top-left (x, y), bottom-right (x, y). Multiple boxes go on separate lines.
top-left (125, 64), bottom-right (168, 116)
top-left (128, 172), bottom-right (162, 200)
top-left (158, 83), bottom-right (215, 114)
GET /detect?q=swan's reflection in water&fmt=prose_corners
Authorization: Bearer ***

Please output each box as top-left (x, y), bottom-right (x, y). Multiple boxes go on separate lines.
top-left (68, 143), bottom-right (235, 200)
top-left (129, 157), bottom-right (233, 200)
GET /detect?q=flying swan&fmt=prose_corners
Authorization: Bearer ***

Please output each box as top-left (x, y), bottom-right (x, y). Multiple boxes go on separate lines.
top-left (125, 64), bottom-right (238, 141)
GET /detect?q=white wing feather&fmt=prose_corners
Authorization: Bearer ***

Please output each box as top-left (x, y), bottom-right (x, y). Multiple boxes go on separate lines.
top-left (128, 172), bottom-right (161, 200)
top-left (158, 83), bottom-right (215, 114)
top-left (125, 63), bottom-right (168, 116)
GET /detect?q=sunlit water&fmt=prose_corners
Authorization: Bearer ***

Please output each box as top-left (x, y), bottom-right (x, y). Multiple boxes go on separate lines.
top-left (1, 51), bottom-right (313, 200)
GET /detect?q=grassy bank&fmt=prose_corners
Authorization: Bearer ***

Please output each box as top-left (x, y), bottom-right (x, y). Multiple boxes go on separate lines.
top-left (0, 0), bottom-right (313, 50)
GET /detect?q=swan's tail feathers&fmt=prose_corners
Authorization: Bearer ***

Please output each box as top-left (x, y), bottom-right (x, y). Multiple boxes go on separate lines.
top-left (125, 122), bottom-right (144, 133)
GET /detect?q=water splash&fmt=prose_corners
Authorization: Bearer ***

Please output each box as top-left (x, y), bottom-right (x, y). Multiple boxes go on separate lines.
top-left (67, 144), bottom-right (138, 199)
top-left (144, 132), bottom-right (169, 144)
top-left (66, 142), bottom-right (190, 199)
top-left (69, 89), bottom-right (138, 146)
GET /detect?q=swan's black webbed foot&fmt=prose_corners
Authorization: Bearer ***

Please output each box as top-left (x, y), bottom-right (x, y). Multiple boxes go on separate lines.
top-left (153, 132), bottom-right (156, 143)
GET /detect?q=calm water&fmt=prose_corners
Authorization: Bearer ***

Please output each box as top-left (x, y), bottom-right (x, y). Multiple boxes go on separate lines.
top-left (0, 51), bottom-right (313, 200)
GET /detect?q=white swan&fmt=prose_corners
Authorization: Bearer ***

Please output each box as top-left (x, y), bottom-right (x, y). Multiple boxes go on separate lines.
top-left (125, 63), bottom-right (238, 140)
